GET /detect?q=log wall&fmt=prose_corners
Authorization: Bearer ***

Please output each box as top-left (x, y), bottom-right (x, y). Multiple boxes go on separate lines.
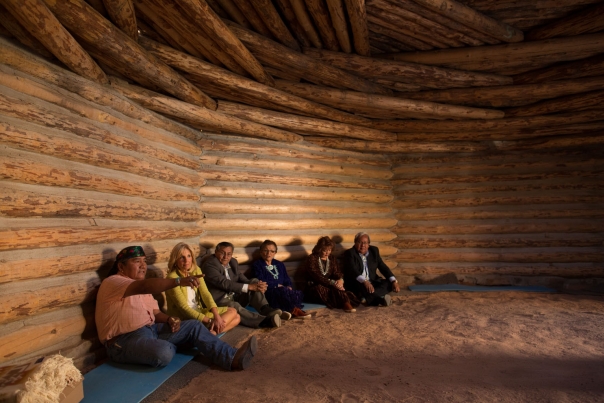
top-left (0, 59), bottom-right (397, 370)
top-left (389, 147), bottom-right (604, 288)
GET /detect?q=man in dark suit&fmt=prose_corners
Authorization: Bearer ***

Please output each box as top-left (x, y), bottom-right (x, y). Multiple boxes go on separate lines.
top-left (342, 232), bottom-right (400, 306)
top-left (202, 241), bottom-right (289, 328)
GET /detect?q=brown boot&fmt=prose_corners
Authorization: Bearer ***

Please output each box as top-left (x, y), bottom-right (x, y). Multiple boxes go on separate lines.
top-left (343, 302), bottom-right (356, 313)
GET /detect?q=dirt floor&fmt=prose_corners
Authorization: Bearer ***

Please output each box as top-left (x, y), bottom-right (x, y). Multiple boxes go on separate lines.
top-left (164, 292), bottom-right (604, 403)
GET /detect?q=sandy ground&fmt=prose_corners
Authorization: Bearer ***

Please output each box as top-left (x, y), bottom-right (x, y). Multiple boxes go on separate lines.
top-left (165, 292), bottom-right (604, 403)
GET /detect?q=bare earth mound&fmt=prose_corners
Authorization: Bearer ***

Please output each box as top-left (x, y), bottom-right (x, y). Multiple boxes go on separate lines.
top-left (166, 292), bottom-right (604, 403)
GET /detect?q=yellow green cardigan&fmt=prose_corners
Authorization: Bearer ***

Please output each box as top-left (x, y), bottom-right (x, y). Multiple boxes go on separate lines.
top-left (165, 266), bottom-right (228, 321)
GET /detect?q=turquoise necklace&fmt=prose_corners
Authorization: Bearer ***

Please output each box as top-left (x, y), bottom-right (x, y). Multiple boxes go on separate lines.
top-left (266, 264), bottom-right (279, 279)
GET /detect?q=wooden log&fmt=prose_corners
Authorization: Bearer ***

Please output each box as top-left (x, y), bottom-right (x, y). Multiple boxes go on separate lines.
top-left (205, 0), bottom-right (229, 18)
top-left (395, 76), bottom-right (604, 108)
top-left (344, 0), bottom-right (371, 56)
top-left (139, 37), bottom-right (371, 125)
top-left (200, 217), bottom-right (398, 231)
top-left (199, 167), bottom-right (392, 190)
top-left (199, 231), bottom-right (397, 250)
top-left (395, 0), bottom-right (499, 45)
top-left (0, 117), bottom-right (202, 187)
top-left (108, 77), bottom-right (302, 143)
top-left (0, 238), bottom-right (201, 284)
top-left (199, 184), bottom-right (394, 203)
top-left (199, 153), bottom-right (393, 179)
top-left (41, 0), bottom-right (216, 109)
top-left (274, 80), bottom-right (505, 120)
top-left (395, 205), bottom-right (604, 221)
top-left (393, 219), bottom-right (603, 235)
top-left (250, 0), bottom-right (300, 51)
top-left (513, 54), bottom-right (604, 84)
top-left (0, 147), bottom-right (200, 201)
top-left (289, 0), bottom-right (323, 48)
top-left (135, 9), bottom-right (194, 57)
top-left (383, 33), bottom-right (604, 74)
top-left (136, 19), bottom-right (169, 45)
top-left (0, 38), bottom-right (203, 148)
top-left (200, 200), bottom-right (392, 215)
top-left (505, 90), bottom-right (604, 117)
top-left (177, 0), bottom-right (275, 86)
top-left (197, 134), bottom-right (391, 166)
top-left (367, 7), bottom-right (450, 49)
top-left (102, 0), bottom-right (138, 40)
top-left (214, 0), bottom-right (252, 28)
top-left (305, 137), bottom-right (488, 153)
top-left (306, 0), bottom-right (340, 51)
top-left (303, 48), bottom-right (512, 89)
top-left (2, 0), bottom-right (108, 83)
top-left (369, 32), bottom-right (413, 53)
top-left (216, 100), bottom-right (396, 142)
top-left (230, 0), bottom-right (274, 38)
top-left (0, 182), bottom-right (202, 221)
top-left (367, 17), bottom-right (433, 51)
top-left (526, 2), bottom-right (604, 41)
top-left (0, 67), bottom-right (201, 163)
top-left (224, 20), bottom-right (391, 95)
top-left (392, 248), bottom-right (604, 263)
top-left (493, 133), bottom-right (604, 151)
top-left (369, 0), bottom-right (482, 47)
top-left (371, 78), bottom-right (423, 92)
top-left (0, 4), bottom-right (53, 58)
top-left (325, 0), bottom-right (351, 53)
top-left (394, 262), bottom-right (604, 278)
top-left (273, 0), bottom-right (311, 47)
top-left (409, 0), bottom-right (523, 43)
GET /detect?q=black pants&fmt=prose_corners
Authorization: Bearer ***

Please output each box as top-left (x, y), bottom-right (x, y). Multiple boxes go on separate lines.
top-left (358, 278), bottom-right (392, 306)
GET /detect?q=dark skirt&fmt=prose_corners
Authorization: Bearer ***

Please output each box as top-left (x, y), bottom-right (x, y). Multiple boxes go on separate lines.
top-left (306, 284), bottom-right (360, 309)
top-left (265, 287), bottom-right (304, 312)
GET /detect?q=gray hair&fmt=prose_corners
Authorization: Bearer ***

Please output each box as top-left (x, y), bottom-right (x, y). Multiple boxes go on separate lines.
top-left (354, 232), bottom-right (371, 244)
top-left (215, 241), bottom-right (234, 252)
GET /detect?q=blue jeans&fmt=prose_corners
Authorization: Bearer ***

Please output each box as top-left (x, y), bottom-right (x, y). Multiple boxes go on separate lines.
top-left (105, 320), bottom-right (235, 370)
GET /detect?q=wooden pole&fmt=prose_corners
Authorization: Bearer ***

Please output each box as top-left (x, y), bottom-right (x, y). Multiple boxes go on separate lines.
top-left (273, 0), bottom-right (312, 47)
top-left (225, 19), bottom-right (390, 95)
top-left (216, 100), bottom-right (396, 142)
top-left (526, 2), bottom-right (604, 41)
top-left (102, 0), bottom-right (138, 40)
top-left (214, 0), bottom-right (252, 28)
top-left (139, 36), bottom-right (371, 125)
top-left (108, 78), bottom-right (303, 143)
top-left (0, 4), bottom-right (53, 58)
top-left (303, 47), bottom-right (512, 89)
top-left (289, 0), bottom-right (323, 48)
top-left (305, 137), bottom-right (488, 153)
top-left (274, 80), bottom-right (505, 120)
top-left (250, 0), bottom-right (300, 51)
top-left (409, 0), bottom-right (523, 42)
top-left (2, 0), bottom-right (108, 84)
top-left (230, 0), bottom-right (274, 38)
top-left (344, 0), bottom-right (371, 55)
top-left (367, 19), bottom-right (432, 51)
top-left (513, 54), bottom-right (604, 84)
top-left (41, 0), bottom-right (216, 109)
top-left (174, 0), bottom-right (275, 86)
top-left (505, 90), bottom-right (604, 117)
top-left (306, 0), bottom-right (340, 51)
top-left (326, 0), bottom-right (352, 53)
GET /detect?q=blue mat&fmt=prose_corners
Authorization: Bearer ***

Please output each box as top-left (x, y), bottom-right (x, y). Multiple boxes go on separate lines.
top-left (409, 284), bottom-right (557, 293)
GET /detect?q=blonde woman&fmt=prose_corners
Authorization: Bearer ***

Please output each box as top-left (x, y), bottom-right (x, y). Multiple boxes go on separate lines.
top-left (165, 242), bottom-right (240, 335)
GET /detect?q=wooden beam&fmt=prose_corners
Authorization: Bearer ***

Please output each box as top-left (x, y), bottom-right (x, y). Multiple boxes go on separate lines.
top-left (289, 0), bottom-right (323, 48)
top-left (273, 0), bottom-right (312, 47)
top-left (382, 33), bottom-right (604, 75)
top-left (274, 80), bottom-right (505, 120)
top-left (250, 0), bottom-right (300, 51)
top-left (108, 78), bottom-right (303, 143)
top-left (505, 90), bottom-right (604, 117)
top-left (2, 0), bottom-right (108, 83)
top-left (526, 2), bottom-right (604, 41)
top-left (230, 0), bottom-right (274, 38)
top-left (344, 0), bottom-right (371, 55)
top-left (0, 4), bottom-right (53, 58)
top-left (396, 76), bottom-right (604, 108)
top-left (216, 100), bottom-right (396, 142)
top-left (102, 0), bottom-right (138, 40)
top-left (326, 0), bottom-right (352, 53)
top-left (493, 133), bottom-right (604, 151)
top-left (369, 32), bottom-right (413, 52)
top-left (409, 0), bottom-right (523, 43)
top-left (367, 19), bottom-right (432, 51)
top-left (139, 36), bottom-right (371, 125)
top-left (305, 137), bottom-right (488, 153)
top-left (306, 0), bottom-right (340, 51)
top-left (214, 0), bottom-right (252, 28)
top-left (303, 48), bottom-right (512, 89)
top-left (513, 54), bottom-right (604, 84)
top-left (200, 217), bottom-right (397, 231)
top-left (175, 0), bottom-right (274, 87)
top-left (41, 0), bottom-right (216, 109)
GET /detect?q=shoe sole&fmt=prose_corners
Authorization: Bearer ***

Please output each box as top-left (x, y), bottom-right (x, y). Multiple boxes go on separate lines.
top-left (381, 295), bottom-right (392, 307)
top-left (280, 312), bottom-right (292, 321)
top-left (272, 314), bottom-right (281, 328)
top-left (344, 309), bottom-right (356, 313)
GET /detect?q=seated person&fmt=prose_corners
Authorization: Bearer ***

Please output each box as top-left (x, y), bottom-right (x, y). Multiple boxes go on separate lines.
top-left (165, 242), bottom-right (240, 335)
top-left (95, 246), bottom-right (256, 370)
top-left (341, 232), bottom-right (400, 306)
top-left (203, 242), bottom-right (287, 328)
top-left (251, 240), bottom-right (310, 319)
top-left (303, 236), bottom-right (359, 313)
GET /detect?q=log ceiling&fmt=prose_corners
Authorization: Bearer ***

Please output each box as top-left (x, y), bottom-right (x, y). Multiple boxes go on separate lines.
top-left (0, 0), bottom-right (602, 153)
